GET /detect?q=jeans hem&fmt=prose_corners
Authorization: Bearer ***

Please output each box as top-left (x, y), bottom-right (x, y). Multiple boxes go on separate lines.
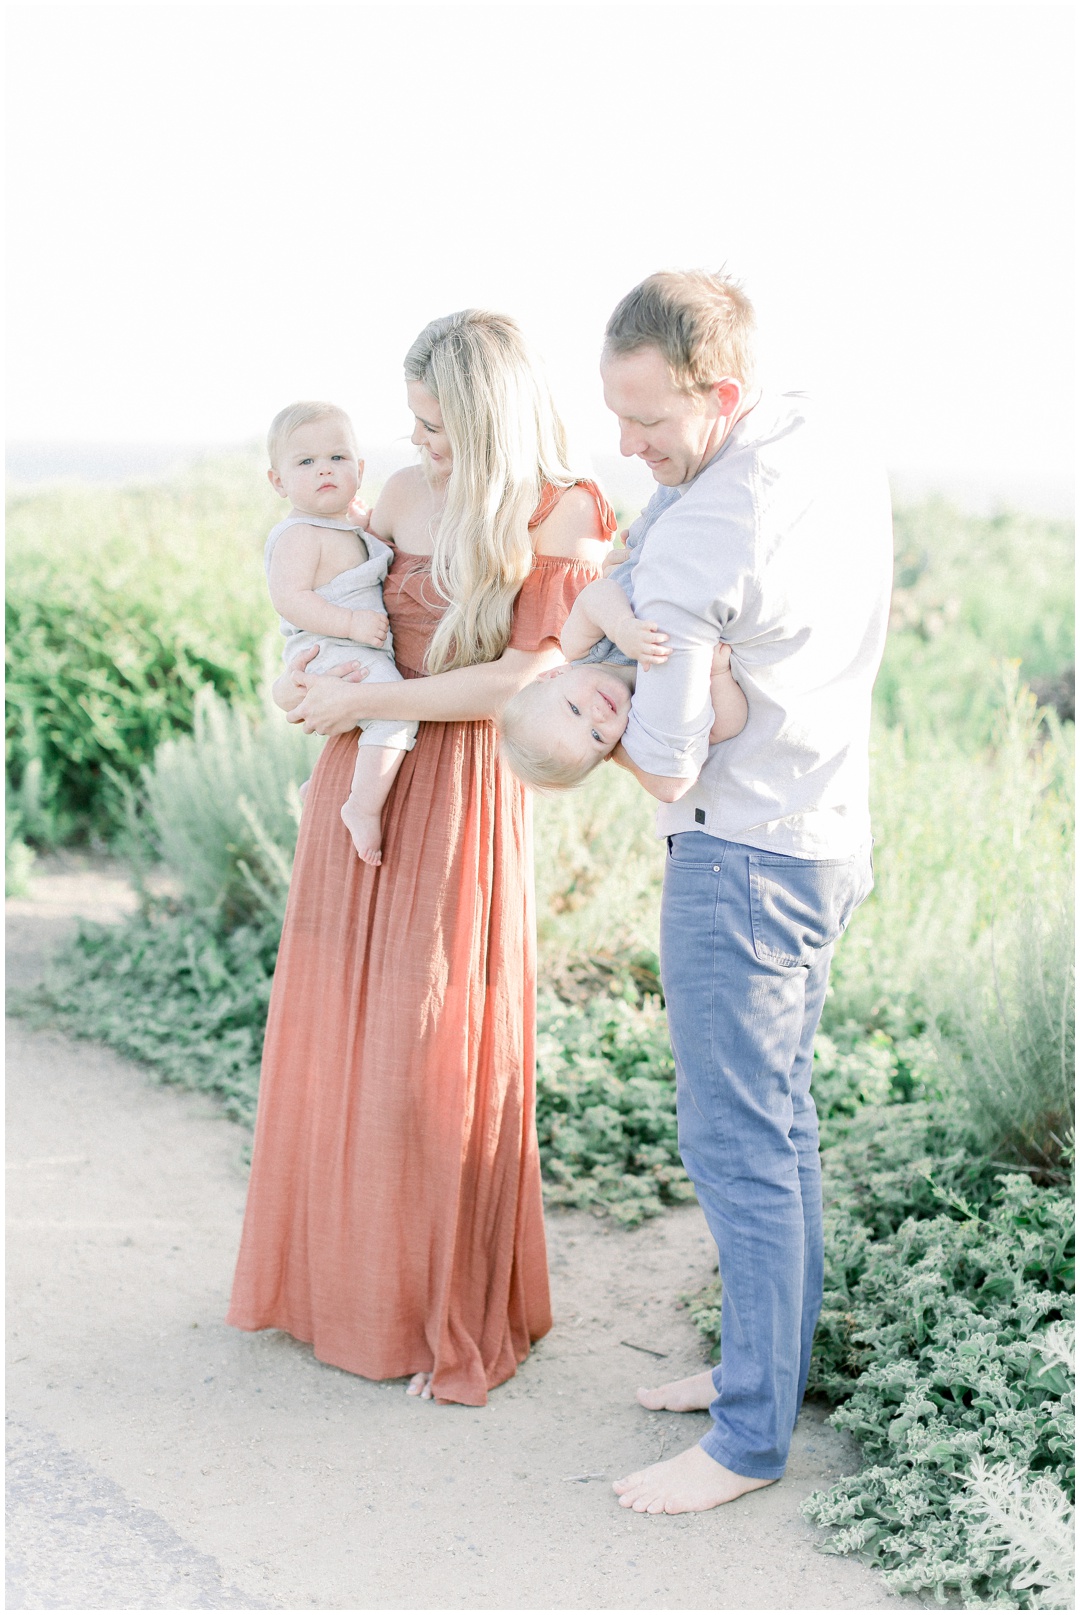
top-left (698, 1430), bottom-right (786, 1482)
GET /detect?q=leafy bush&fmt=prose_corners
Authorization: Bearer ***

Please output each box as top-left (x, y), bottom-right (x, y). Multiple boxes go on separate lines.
top-left (28, 906), bottom-right (275, 1126)
top-left (802, 1176), bottom-right (1074, 1609)
top-left (5, 583), bottom-right (266, 844)
top-left (6, 454), bottom-right (279, 844)
top-left (536, 990), bottom-right (691, 1224)
top-left (879, 501), bottom-right (1074, 746)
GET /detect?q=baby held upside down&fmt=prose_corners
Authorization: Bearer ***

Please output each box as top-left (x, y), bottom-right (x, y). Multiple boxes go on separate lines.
top-left (498, 572), bottom-right (747, 791)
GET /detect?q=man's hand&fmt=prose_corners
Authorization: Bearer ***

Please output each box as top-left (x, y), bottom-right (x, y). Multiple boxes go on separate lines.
top-left (286, 662), bottom-right (372, 734)
top-left (348, 608), bottom-right (389, 648)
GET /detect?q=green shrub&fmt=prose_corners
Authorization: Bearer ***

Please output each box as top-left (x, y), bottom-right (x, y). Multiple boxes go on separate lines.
top-left (802, 1176), bottom-right (1074, 1609)
top-left (27, 906), bottom-right (275, 1126)
top-left (5, 453), bottom-right (280, 844)
top-left (879, 501), bottom-right (1074, 746)
top-left (826, 669), bottom-right (1074, 1039)
top-left (536, 990), bottom-right (691, 1224)
top-left (5, 582), bottom-right (267, 844)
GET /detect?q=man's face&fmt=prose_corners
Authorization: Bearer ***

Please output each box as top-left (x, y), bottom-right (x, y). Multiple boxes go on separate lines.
top-left (601, 345), bottom-right (731, 487)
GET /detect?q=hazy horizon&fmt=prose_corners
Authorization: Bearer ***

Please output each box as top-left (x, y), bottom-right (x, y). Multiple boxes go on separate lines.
top-left (6, 437), bottom-right (1075, 522)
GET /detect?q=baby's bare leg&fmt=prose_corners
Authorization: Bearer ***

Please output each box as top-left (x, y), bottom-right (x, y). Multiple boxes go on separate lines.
top-left (340, 744), bottom-right (405, 867)
top-left (709, 644), bottom-right (749, 744)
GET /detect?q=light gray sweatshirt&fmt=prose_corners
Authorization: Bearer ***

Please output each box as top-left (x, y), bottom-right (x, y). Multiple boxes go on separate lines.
top-left (621, 392), bottom-right (893, 858)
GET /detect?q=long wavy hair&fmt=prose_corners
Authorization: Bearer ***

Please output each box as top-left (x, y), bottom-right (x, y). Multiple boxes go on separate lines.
top-left (403, 310), bottom-right (577, 674)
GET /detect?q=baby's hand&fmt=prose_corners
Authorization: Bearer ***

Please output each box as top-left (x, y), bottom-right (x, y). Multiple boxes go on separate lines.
top-left (347, 495), bottom-right (371, 530)
top-left (348, 608), bottom-right (389, 648)
top-left (602, 543), bottom-right (629, 578)
top-left (612, 616), bottom-right (671, 670)
top-left (711, 642), bottom-right (733, 676)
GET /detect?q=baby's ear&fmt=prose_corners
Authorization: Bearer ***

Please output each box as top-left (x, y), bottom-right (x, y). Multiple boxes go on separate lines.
top-left (536, 665), bottom-right (564, 682)
top-left (355, 458), bottom-right (365, 482)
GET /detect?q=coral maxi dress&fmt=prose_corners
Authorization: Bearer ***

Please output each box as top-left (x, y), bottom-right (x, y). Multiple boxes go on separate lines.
top-left (227, 483), bottom-right (615, 1405)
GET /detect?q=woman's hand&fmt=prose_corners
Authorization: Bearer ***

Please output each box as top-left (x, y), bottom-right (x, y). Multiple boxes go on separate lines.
top-left (274, 645), bottom-right (322, 712)
top-left (286, 663), bottom-right (372, 734)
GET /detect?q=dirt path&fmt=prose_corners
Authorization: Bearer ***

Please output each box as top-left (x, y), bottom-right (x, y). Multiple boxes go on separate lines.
top-left (6, 856), bottom-right (921, 1610)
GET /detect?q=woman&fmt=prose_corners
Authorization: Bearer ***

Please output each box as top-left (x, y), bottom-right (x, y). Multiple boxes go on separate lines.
top-left (227, 311), bottom-right (615, 1405)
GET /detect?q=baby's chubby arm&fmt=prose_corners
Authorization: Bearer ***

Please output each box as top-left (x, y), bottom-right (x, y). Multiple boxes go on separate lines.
top-left (267, 525), bottom-right (388, 648)
top-left (709, 643), bottom-right (748, 743)
top-left (559, 577), bottom-right (671, 670)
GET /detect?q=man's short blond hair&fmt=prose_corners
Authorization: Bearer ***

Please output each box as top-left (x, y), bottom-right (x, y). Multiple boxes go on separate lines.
top-left (267, 401), bottom-right (358, 468)
top-left (604, 269), bottom-right (757, 392)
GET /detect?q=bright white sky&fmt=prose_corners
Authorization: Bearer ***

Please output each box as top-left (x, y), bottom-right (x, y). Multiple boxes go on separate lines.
top-left (6, 1), bottom-right (1075, 494)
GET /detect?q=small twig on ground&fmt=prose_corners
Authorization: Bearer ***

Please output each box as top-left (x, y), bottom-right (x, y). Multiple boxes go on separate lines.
top-left (560, 1472), bottom-right (607, 1483)
top-left (619, 1340), bottom-right (668, 1359)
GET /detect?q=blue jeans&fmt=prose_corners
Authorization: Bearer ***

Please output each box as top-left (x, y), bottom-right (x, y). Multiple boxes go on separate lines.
top-left (660, 832), bottom-right (873, 1479)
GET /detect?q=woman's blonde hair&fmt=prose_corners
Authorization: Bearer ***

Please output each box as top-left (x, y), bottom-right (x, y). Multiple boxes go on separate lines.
top-left (404, 310), bottom-right (577, 674)
top-left (497, 681), bottom-right (601, 792)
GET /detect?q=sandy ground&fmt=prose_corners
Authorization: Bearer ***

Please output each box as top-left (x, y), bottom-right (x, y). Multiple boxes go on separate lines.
top-left (6, 855), bottom-right (923, 1611)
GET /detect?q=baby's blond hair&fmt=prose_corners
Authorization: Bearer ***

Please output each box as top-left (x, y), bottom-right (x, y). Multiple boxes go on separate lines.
top-left (498, 681), bottom-right (602, 792)
top-left (267, 401), bottom-right (358, 468)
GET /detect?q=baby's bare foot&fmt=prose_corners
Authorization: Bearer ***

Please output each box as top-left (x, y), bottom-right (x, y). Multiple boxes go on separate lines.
top-left (340, 799), bottom-right (383, 866)
top-left (406, 1372), bottom-right (433, 1400)
top-left (613, 1443), bottom-right (774, 1514)
top-left (297, 778), bottom-right (311, 803)
top-left (636, 1368), bottom-right (716, 1412)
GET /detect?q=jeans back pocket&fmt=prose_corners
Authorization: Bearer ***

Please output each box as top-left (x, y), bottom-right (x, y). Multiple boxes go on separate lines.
top-left (749, 850), bottom-right (869, 968)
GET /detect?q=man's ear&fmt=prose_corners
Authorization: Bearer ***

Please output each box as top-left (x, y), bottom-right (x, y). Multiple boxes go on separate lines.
top-left (712, 379), bottom-right (743, 420)
top-left (267, 467), bottom-right (287, 498)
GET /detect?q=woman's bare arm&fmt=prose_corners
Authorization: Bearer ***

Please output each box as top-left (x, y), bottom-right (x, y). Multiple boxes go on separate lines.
top-left (282, 476), bottom-right (610, 732)
top-left (285, 642), bottom-right (563, 733)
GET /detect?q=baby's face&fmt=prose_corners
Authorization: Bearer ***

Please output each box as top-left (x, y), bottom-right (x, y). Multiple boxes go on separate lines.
top-left (270, 420), bottom-right (362, 518)
top-left (530, 663), bottom-right (632, 769)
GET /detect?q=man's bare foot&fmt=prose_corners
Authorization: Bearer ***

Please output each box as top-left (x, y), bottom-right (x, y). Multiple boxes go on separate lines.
top-left (406, 1372), bottom-right (433, 1399)
top-left (613, 1442), bottom-right (774, 1514)
top-left (340, 799), bottom-right (383, 866)
top-left (636, 1368), bottom-right (716, 1412)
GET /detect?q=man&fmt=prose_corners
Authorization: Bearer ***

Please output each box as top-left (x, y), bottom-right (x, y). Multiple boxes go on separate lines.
top-left (602, 270), bottom-right (892, 1514)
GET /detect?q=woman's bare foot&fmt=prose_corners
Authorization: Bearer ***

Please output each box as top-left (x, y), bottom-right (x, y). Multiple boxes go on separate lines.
top-left (406, 1372), bottom-right (433, 1399)
top-left (613, 1443), bottom-right (774, 1514)
top-left (636, 1368), bottom-right (716, 1412)
top-left (340, 799), bottom-right (383, 866)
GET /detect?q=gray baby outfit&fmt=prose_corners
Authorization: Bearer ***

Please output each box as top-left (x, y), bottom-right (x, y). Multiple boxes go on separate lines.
top-left (265, 512), bottom-right (417, 752)
top-left (578, 505), bottom-right (668, 668)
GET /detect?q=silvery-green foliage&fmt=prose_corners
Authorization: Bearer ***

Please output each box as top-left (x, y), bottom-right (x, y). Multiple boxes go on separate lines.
top-left (139, 686), bottom-right (322, 925)
top-left (956, 1455), bottom-right (1075, 1609)
top-left (934, 893), bottom-right (1074, 1171)
top-left (802, 1176), bottom-right (1074, 1609)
